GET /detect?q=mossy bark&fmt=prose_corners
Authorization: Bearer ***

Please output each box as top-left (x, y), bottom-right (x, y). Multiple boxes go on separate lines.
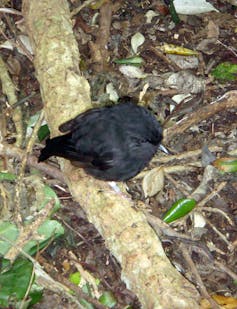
top-left (22, 1), bottom-right (200, 307)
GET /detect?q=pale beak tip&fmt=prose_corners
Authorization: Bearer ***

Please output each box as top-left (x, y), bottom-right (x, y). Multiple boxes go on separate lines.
top-left (159, 144), bottom-right (171, 155)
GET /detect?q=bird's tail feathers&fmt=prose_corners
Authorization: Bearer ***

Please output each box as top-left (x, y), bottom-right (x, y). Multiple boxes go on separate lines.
top-left (38, 133), bottom-right (75, 162)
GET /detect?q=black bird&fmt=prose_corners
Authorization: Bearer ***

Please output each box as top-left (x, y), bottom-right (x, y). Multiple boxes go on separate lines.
top-left (38, 98), bottom-right (167, 181)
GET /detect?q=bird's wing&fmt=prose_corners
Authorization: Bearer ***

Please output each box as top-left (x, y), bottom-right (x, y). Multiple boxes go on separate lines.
top-left (59, 106), bottom-right (107, 133)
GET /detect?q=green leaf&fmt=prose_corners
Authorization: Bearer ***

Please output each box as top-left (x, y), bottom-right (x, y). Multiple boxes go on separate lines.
top-left (0, 172), bottom-right (16, 181)
top-left (69, 272), bottom-right (81, 285)
top-left (0, 222), bottom-right (19, 255)
top-left (39, 185), bottom-right (61, 213)
top-left (213, 157), bottom-right (237, 173)
top-left (23, 220), bottom-right (64, 255)
top-left (0, 258), bottom-right (11, 271)
top-left (211, 62), bottom-right (237, 81)
top-left (95, 278), bottom-right (100, 285)
top-left (167, 0), bottom-right (180, 24)
top-left (99, 291), bottom-right (117, 308)
top-left (38, 124), bottom-right (50, 141)
top-left (38, 219), bottom-right (64, 237)
top-left (28, 283), bottom-right (43, 306)
top-left (0, 258), bottom-right (34, 307)
top-left (163, 198), bottom-right (197, 223)
top-left (114, 56), bottom-right (144, 66)
top-left (82, 282), bottom-right (92, 296)
top-left (79, 298), bottom-right (94, 309)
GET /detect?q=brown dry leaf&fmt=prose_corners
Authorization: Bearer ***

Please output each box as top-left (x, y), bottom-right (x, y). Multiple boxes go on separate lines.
top-left (203, 12), bottom-right (237, 30)
top-left (201, 294), bottom-right (237, 309)
top-left (196, 38), bottom-right (217, 55)
top-left (7, 55), bottom-right (21, 76)
top-left (207, 20), bottom-right (219, 39)
top-left (142, 166), bottom-right (164, 197)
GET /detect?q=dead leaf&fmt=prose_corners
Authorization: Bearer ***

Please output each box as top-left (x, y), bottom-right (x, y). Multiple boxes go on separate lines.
top-left (207, 20), bottom-right (219, 39)
top-left (142, 167), bottom-right (164, 197)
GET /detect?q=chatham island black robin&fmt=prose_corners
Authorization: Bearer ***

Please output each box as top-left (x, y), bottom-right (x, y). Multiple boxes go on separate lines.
top-left (38, 97), bottom-right (168, 181)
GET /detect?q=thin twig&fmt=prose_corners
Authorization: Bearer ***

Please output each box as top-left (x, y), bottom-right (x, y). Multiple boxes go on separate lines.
top-left (200, 206), bottom-right (233, 226)
top-left (146, 212), bottom-right (193, 240)
top-left (0, 8), bottom-right (22, 15)
top-left (14, 111), bottom-right (44, 225)
top-left (0, 235), bottom-right (84, 308)
top-left (205, 217), bottom-right (234, 251)
top-left (165, 173), bottom-right (192, 196)
top-left (38, 255), bottom-right (107, 309)
top-left (0, 54), bottom-right (23, 146)
top-left (214, 261), bottom-right (237, 282)
top-left (71, 0), bottom-right (96, 17)
top-left (0, 142), bottom-right (66, 183)
top-left (55, 214), bottom-right (92, 248)
top-left (5, 199), bottom-right (55, 261)
top-left (196, 181), bottom-right (227, 207)
top-left (164, 91), bottom-right (237, 143)
top-left (217, 40), bottom-right (237, 57)
top-left (4, 13), bottom-right (33, 61)
top-left (179, 243), bottom-right (221, 309)
top-left (149, 46), bottom-right (181, 71)
top-left (153, 145), bottom-right (223, 164)
top-left (88, 1), bottom-right (112, 72)
top-left (19, 264), bottom-right (36, 309)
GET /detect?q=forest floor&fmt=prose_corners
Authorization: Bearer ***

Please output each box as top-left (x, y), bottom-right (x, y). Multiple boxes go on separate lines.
top-left (0, 0), bottom-right (237, 308)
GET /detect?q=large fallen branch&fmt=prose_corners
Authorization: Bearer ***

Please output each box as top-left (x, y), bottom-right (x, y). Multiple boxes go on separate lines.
top-left (22, 0), bottom-right (200, 308)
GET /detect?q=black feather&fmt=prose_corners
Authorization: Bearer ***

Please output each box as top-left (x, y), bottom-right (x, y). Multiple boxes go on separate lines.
top-left (38, 99), bottom-right (164, 181)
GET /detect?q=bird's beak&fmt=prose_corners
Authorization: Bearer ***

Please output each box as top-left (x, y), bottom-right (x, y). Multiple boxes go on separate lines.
top-left (158, 144), bottom-right (171, 155)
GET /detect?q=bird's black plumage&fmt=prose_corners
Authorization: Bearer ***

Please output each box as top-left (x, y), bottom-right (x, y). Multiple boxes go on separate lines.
top-left (38, 99), bottom-right (164, 181)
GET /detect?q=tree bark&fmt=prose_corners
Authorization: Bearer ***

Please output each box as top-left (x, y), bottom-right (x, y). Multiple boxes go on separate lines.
top-left (22, 0), bottom-right (200, 307)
